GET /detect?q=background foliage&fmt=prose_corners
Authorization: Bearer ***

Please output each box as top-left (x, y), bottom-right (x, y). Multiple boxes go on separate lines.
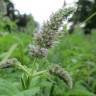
top-left (0, 0), bottom-right (96, 96)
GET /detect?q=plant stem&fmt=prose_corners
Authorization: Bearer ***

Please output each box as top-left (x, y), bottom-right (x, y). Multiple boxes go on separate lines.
top-left (16, 62), bottom-right (31, 76)
top-left (49, 83), bottom-right (55, 96)
top-left (84, 11), bottom-right (96, 23)
top-left (32, 70), bottom-right (48, 77)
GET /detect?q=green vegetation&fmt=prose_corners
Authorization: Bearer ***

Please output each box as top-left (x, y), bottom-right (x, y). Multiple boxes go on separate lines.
top-left (0, 1), bottom-right (96, 96)
top-left (0, 28), bottom-right (96, 96)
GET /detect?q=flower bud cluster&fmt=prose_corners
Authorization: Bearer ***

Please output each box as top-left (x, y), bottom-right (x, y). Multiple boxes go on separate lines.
top-left (28, 44), bottom-right (48, 57)
top-left (0, 58), bottom-right (18, 68)
top-left (35, 7), bottom-right (75, 48)
top-left (49, 64), bottom-right (73, 89)
top-left (28, 7), bottom-right (75, 57)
